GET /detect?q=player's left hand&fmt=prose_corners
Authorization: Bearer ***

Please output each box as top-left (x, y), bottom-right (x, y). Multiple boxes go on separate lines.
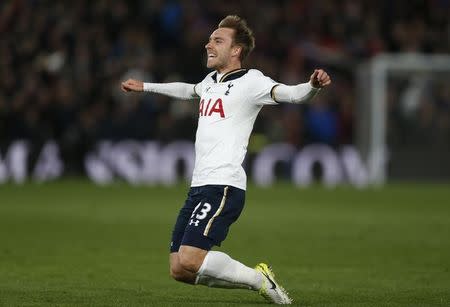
top-left (309, 69), bottom-right (331, 88)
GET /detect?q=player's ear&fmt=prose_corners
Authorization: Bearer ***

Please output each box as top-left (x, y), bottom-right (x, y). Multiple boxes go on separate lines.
top-left (232, 45), bottom-right (242, 58)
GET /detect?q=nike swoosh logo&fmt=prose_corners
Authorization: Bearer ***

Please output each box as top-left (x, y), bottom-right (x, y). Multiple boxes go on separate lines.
top-left (261, 272), bottom-right (276, 290)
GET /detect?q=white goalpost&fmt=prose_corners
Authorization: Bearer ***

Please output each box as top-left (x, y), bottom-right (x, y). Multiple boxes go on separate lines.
top-left (357, 54), bottom-right (450, 185)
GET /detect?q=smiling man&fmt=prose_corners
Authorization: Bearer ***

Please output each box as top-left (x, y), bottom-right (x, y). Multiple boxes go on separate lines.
top-left (121, 15), bottom-right (331, 304)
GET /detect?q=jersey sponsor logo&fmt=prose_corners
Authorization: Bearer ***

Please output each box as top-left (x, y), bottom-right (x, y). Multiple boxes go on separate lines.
top-left (199, 98), bottom-right (225, 118)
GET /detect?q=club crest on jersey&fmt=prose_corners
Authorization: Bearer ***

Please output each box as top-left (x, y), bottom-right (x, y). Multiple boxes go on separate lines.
top-left (199, 98), bottom-right (225, 118)
top-left (225, 83), bottom-right (233, 95)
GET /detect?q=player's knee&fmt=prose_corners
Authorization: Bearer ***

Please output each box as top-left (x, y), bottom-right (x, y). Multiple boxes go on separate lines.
top-left (178, 252), bottom-right (202, 273)
top-left (169, 265), bottom-right (188, 282)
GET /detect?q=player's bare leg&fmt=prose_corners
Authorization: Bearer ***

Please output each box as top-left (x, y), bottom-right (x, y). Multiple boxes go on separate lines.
top-left (170, 245), bottom-right (261, 289)
top-left (169, 245), bottom-right (292, 304)
top-left (170, 246), bottom-right (209, 283)
top-left (169, 252), bottom-right (198, 284)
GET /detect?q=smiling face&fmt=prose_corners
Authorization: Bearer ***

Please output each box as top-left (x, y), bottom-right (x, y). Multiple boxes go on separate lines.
top-left (205, 27), bottom-right (241, 72)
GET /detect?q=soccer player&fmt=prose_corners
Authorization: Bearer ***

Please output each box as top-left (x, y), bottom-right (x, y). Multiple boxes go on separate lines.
top-left (121, 15), bottom-right (331, 305)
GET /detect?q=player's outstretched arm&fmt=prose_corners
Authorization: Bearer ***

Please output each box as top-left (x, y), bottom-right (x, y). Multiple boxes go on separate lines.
top-left (273, 69), bottom-right (331, 104)
top-left (121, 78), bottom-right (198, 100)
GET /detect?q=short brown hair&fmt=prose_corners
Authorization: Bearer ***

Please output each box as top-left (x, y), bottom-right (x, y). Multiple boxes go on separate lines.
top-left (218, 15), bottom-right (255, 61)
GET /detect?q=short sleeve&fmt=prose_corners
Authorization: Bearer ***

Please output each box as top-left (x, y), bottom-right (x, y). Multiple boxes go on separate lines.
top-left (247, 70), bottom-right (280, 105)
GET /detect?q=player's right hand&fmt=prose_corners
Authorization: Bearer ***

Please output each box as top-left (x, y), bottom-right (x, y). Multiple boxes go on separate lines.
top-left (121, 79), bottom-right (144, 92)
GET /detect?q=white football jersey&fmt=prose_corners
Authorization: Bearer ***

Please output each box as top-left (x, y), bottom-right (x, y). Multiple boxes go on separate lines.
top-left (191, 68), bottom-right (278, 190)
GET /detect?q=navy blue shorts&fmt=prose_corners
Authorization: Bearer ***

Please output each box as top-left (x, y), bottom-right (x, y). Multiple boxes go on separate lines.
top-left (170, 185), bottom-right (245, 252)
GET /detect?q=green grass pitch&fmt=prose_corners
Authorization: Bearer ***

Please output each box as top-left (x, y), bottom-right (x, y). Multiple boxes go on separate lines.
top-left (0, 181), bottom-right (449, 306)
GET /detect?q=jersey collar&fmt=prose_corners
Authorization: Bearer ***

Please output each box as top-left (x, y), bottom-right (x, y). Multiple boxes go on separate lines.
top-left (211, 68), bottom-right (248, 83)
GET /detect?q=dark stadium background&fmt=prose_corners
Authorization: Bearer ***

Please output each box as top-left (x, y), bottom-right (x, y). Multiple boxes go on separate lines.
top-left (1, 0), bottom-right (448, 182)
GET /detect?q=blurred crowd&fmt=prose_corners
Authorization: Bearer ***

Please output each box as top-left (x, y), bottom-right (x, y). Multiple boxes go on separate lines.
top-left (0, 0), bottom-right (449, 158)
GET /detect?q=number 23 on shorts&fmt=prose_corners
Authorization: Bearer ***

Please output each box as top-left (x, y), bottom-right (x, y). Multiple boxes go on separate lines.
top-left (189, 202), bottom-right (212, 227)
